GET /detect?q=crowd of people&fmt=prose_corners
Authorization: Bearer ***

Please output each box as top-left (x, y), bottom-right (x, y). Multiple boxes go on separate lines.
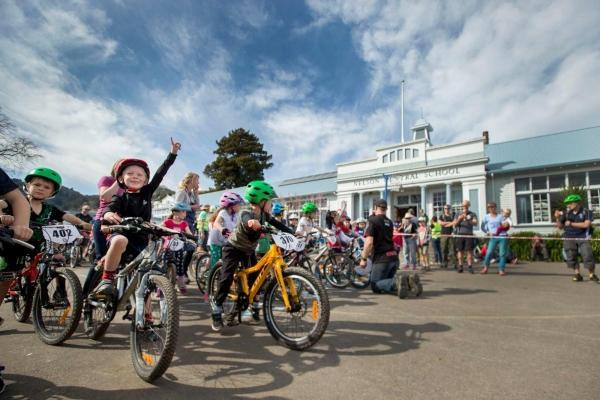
top-left (0, 135), bottom-right (598, 391)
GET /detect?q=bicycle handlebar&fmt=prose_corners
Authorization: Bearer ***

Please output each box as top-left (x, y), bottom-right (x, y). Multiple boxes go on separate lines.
top-left (0, 227), bottom-right (35, 250)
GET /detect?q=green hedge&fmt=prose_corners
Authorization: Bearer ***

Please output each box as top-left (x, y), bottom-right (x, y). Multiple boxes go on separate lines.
top-left (494, 230), bottom-right (600, 262)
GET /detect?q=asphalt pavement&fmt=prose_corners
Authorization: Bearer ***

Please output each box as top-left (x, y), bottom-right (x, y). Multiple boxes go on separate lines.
top-left (1, 261), bottom-right (599, 400)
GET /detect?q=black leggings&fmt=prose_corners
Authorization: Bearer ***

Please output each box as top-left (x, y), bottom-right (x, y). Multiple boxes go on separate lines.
top-left (214, 244), bottom-right (256, 308)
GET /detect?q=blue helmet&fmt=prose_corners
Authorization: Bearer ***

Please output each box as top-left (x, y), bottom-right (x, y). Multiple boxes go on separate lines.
top-left (271, 202), bottom-right (285, 216)
top-left (171, 202), bottom-right (191, 212)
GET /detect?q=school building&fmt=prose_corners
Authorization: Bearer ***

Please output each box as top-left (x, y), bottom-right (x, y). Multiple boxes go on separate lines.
top-left (192, 122), bottom-right (600, 233)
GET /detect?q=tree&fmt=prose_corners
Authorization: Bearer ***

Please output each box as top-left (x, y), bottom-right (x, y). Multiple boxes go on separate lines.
top-left (0, 108), bottom-right (40, 167)
top-left (203, 128), bottom-right (273, 190)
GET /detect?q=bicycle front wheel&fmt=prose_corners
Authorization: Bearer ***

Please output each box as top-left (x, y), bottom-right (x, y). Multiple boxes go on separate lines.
top-left (32, 267), bottom-right (83, 345)
top-left (69, 246), bottom-right (81, 268)
top-left (324, 254), bottom-right (352, 288)
top-left (130, 274), bottom-right (179, 383)
top-left (194, 253), bottom-right (211, 294)
top-left (263, 267), bottom-right (329, 351)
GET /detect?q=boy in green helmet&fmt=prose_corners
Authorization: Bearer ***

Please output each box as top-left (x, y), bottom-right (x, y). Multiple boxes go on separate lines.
top-left (554, 194), bottom-right (598, 282)
top-left (23, 167), bottom-right (92, 251)
top-left (211, 180), bottom-right (294, 332)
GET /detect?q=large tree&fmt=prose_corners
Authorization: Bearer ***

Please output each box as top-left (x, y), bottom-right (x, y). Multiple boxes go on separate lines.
top-left (204, 128), bottom-right (273, 190)
top-left (0, 108), bottom-right (40, 167)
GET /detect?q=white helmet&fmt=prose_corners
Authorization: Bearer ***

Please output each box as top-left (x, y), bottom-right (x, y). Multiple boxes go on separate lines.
top-left (288, 213), bottom-right (299, 220)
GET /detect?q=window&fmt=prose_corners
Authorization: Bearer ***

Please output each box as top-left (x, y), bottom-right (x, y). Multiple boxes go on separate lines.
top-left (513, 171), bottom-right (600, 224)
top-left (382, 154), bottom-right (388, 163)
top-left (413, 149), bottom-right (419, 158)
top-left (569, 172), bottom-right (586, 187)
top-left (532, 176), bottom-right (547, 190)
top-left (549, 174), bottom-right (565, 189)
top-left (532, 193), bottom-right (549, 222)
top-left (591, 189), bottom-right (600, 219)
top-left (390, 151), bottom-right (395, 162)
top-left (516, 195), bottom-right (532, 224)
top-left (410, 194), bottom-right (421, 205)
top-left (404, 148), bottom-right (411, 159)
top-left (397, 149), bottom-right (403, 160)
top-left (396, 195), bottom-right (409, 205)
top-left (515, 178), bottom-right (530, 192)
top-left (451, 187), bottom-right (463, 215)
top-left (432, 191), bottom-right (446, 217)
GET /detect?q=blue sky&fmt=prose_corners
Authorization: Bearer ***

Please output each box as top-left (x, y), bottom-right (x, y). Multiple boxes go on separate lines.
top-left (1, 0), bottom-right (599, 194)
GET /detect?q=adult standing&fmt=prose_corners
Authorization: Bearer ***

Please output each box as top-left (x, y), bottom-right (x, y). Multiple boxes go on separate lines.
top-left (75, 204), bottom-right (93, 224)
top-left (453, 200), bottom-right (478, 273)
top-left (93, 160), bottom-right (123, 262)
top-left (439, 204), bottom-right (456, 269)
top-left (175, 172), bottom-right (201, 235)
top-left (360, 199), bottom-right (404, 295)
top-left (554, 194), bottom-right (598, 282)
top-left (480, 202), bottom-right (507, 275)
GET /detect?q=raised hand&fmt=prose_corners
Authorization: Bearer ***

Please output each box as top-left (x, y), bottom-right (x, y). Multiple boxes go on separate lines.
top-left (170, 137), bottom-right (182, 154)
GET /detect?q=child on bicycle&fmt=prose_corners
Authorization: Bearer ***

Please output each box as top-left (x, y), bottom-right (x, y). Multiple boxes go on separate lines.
top-left (161, 202), bottom-right (195, 294)
top-left (98, 138), bottom-right (181, 296)
top-left (0, 167), bottom-right (34, 326)
top-left (214, 192), bottom-right (244, 239)
top-left (296, 201), bottom-right (330, 237)
top-left (211, 180), bottom-right (294, 332)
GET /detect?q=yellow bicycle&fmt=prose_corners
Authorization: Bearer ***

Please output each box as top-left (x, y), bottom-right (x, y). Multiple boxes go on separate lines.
top-left (208, 229), bottom-right (330, 350)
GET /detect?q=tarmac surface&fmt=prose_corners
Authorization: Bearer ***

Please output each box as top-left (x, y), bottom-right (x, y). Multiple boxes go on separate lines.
top-left (1, 261), bottom-right (599, 400)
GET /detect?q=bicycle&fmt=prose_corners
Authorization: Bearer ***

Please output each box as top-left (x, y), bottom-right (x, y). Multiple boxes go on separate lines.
top-left (207, 227), bottom-right (329, 350)
top-left (69, 229), bottom-right (92, 268)
top-left (191, 249), bottom-right (211, 294)
top-left (310, 233), bottom-right (354, 289)
top-left (3, 223), bottom-right (84, 345)
top-left (83, 217), bottom-right (183, 382)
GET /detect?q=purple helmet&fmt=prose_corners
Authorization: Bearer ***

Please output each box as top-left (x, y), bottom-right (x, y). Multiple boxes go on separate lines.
top-left (219, 191), bottom-right (244, 208)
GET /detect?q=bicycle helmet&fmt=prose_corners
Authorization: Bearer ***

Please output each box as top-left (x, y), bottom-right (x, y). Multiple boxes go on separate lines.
top-left (288, 213), bottom-right (299, 220)
top-left (244, 180), bottom-right (277, 204)
top-left (219, 191), bottom-right (244, 208)
top-left (301, 202), bottom-right (318, 214)
top-left (564, 194), bottom-right (582, 204)
top-left (115, 158), bottom-right (150, 182)
top-left (171, 202), bottom-right (192, 212)
top-left (271, 202), bottom-right (285, 215)
top-left (25, 167), bottom-right (62, 193)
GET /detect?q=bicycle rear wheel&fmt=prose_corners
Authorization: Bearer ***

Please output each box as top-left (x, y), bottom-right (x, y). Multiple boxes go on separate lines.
top-left (194, 253), bottom-right (211, 294)
top-left (32, 267), bottom-right (83, 345)
top-left (207, 262), bottom-right (238, 315)
top-left (130, 274), bottom-right (179, 382)
top-left (263, 267), bottom-right (329, 350)
top-left (69, 246), bottom-right (81, 268)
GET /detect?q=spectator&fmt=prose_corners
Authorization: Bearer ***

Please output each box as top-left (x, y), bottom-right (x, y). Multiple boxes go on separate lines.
top-left (400, 212), bottom-right (418, 270)
top-left (175, 172), bottom-right (201, 235)
top-left (439, 204), bottom-right (456, 269)
top-left (453, 200), bottom-right (478, 273)
top-left (196, 205), bottom-right (210, 251)
top-left (76, 204), bottom-right (93, 223)
top-left (554, 194), bottom-right (598, 282)
top-left (417, 217), bottom-right (431, 270)
top-left (418, 208), bottom-right (429, 224)
top-left (92, 160), bottom-right (124, 262)
top-left (480, 203), bottom-right (510, 275)
top-left (530, 235), bottom-right (549, 261)
top-left (430, 215), bottom-right (442, 265)
top-left (287, 213), bottom-right (299, 232)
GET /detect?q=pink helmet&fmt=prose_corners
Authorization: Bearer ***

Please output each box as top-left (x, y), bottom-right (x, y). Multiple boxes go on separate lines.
top-left (219, 191), bottom-right (244, 208)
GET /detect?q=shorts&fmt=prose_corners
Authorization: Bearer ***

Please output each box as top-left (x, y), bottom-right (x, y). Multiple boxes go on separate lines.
top-left (454, 236), bottom-right (474, 252)
top-left (109, 233), bottom-right (148, 261)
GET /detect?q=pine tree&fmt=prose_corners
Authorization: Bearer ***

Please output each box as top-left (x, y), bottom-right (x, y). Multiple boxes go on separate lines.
top-left (203, 128), bottom-right (273, 190)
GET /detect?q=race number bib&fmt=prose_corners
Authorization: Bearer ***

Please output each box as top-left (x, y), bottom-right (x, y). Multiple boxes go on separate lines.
top-left (168, 238), bottom-right (185, 251)
top-left (272, 233), bottom-right (305, 252)
top-left (42, 224), bottom-right (82, 245)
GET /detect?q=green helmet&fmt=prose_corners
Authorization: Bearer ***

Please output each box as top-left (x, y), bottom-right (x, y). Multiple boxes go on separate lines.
top-left (301, 201), bottom-right (318, 214)
top-left (25, 167), bottom-right (62, 192)
top-left (244, 180), bottom-right (277, 204)
top-left (564, 194), bottom-right (582, 204)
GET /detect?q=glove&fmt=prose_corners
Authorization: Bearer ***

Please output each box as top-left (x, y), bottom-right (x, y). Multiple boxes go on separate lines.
top-left (222, 228), bottom-right (231, 237)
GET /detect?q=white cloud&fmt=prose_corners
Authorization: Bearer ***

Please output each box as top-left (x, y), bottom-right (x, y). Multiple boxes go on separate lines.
top-left (303, 0), bottom-right (600, 144)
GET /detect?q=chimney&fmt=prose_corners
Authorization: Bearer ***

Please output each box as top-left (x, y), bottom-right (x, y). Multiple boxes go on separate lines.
top-left (482, 130), bottom-right (489, 145)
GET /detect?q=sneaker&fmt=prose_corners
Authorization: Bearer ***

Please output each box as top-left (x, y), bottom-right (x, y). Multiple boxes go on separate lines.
top-left (93, 279), bottom-right (116, 298)
top-left (0, 316), bottom-right (4, 328)
top-left (211, 312), bottom-right (224, 332)
top-left (589, 273), bottom-right (599, 282)
top-left (499, 270), bottom-right (507, 276)
top-left (467, 265), bottom-right (474, 274)
top-left (396, 272), bottom-right (409, 299)
top-left (480, 267), bottom-right (489, 274)
top-left (457, 265), bottom-right (464, 273)
top-left (408, 273), bottom-right (423, 297)
top-left (176, 276), bottom-right (187, 294)
top-left (573, 273), bottom-right (584, 282)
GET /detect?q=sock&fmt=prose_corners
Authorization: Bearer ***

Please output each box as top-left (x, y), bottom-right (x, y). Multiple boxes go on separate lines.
top-left (101, 270), bottom-right (116, 281)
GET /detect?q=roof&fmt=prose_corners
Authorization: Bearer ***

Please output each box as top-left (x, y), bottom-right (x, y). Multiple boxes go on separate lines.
top-left (486, 125), bottom-right (600, 173)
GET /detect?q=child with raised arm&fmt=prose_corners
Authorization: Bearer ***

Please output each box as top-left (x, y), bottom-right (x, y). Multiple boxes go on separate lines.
top-left (97, 138), bottom-right (181, 296)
